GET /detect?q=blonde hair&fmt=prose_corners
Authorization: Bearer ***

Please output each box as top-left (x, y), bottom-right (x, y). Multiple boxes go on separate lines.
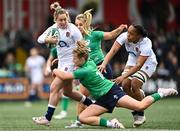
top-left (76, 9), bottom-right (93, 35)
top-left (50, 2), bottom-right (70, 22)
top-left (73, 40), bottom-right (90, 60)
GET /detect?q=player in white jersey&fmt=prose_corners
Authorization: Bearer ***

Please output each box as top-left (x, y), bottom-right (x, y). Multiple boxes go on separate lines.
top-left (32, 2), bottom-right (93, 126)
top-left (25, 47), bottom-right (45, 106)
top-left (98, 24), bottom-right (158, 127)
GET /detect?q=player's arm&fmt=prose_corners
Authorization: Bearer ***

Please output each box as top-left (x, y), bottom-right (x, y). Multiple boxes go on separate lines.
top-left (115, 55), bottom-right (148, 85)
top-left (121, 55), bottom-right (148, 79)
top-left (103, 24), bottom-right (127, 40)
top-left (44, 55), bottom-right (54, 76)
top-left (98, 41), bottom-right (121, 72)
top-left (37, 27), bottom-right (58, 44)
top-left (53, 69), bottom-right (74, 80)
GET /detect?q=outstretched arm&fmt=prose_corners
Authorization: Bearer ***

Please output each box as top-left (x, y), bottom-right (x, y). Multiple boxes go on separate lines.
top-left (103, 24), bottom-right (127, 40)
top-left (115, 55), bottom-right (148, 85)
top-left (53, 69), bottom-right (74, 80)
top-left (98, 41), bottom-right (121, 72)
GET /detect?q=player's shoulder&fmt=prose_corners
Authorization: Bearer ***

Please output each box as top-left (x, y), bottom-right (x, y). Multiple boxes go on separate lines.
top-left (50, 23), bottom-right (58, 28)
top-left (121, 32), bottom-right (128, 37)
top-left (141, 37), bottom-right (152, 45)
top-left (68, 23), bottom-right (77, 29)
top-left (117, 32), bottom-right (127, 39)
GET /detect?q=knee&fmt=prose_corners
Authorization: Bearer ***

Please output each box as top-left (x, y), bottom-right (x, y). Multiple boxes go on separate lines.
top-left (63, 91), bottom-right (71, 97)
top-left (122, 79), bottom-right (131, 91)
top-left (50, 84), bottom-right (58, 94)
top-left (78, 114), bottom-right (86, 124)
top-left (79, 86), bottom-right (89, 96)
top-left (131, 80), bottom-right (140, 92)
top-left (136, 104), bottom-right (146, 111)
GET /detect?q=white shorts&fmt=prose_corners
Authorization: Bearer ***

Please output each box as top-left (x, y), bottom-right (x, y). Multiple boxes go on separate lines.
top-left (123, 58), bottom-right (157, 83)
top-left (31, 74), bottom-right (44, 84)
top-left (125, 55), bottom-right (157, 77)
top-left (58, 62), bottom-right (74, 72)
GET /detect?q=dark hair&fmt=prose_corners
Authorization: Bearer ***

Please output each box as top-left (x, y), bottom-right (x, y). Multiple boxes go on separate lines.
top-left (132, 24), bottom-right (148, 37)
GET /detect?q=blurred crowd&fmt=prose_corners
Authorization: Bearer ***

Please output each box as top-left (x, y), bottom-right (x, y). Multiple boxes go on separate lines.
top-left (0, 0), bottom-right (179, 80)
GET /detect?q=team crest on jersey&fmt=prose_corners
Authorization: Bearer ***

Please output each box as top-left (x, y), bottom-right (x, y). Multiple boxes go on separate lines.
top-left (66, 32), bottom-right (70, 37)
top-left (145, 66), bottom-right (149, 70)
top-left (64, 67), bottom-right (68, 71)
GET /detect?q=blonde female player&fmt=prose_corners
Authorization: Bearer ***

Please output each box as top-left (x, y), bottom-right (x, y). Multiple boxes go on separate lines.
top-left (98, 24), bottom-right (158, 127)
top-left (65, 9), bottom-right (127, 128)
top-left (32, 2), bottom-right (93, 126)
top-left (53, 40), bottom-right (178, 129)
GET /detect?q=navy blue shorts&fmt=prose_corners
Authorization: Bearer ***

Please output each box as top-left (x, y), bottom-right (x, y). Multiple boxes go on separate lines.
top-left (97, 61), bottom-right (113, 79)
top-left (94, 84), bottom-right (126, 113)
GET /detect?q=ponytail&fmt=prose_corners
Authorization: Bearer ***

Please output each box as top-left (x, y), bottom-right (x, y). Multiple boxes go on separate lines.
top-left (76, 9), bottom-right (93, 35)
top-left (50, 2), bottom-right (70, 22)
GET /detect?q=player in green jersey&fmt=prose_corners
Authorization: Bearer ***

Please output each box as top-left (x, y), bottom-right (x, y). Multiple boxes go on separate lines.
top-left (53, 40), bottom-right (178, 129)
top-left (65, 9), bottom-right (127, 128)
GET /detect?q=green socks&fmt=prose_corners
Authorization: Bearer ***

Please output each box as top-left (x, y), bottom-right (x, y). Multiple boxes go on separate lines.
top-left (61, 97), bottom-right (69, 111)
top-left (99, 118), bottom-right (107, 127)
top-left (151, 93), bottom-right (161, 102)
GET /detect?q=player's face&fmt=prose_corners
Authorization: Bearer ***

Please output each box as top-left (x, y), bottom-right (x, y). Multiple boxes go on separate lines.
top-left (127, 25), bottom-right (140, 43)
top-left (75, 19), bottom-right (84, 34)
top-left (73, 53), bottom-right (85, 67)
top-left (56, 14), bottom-right (68, 29)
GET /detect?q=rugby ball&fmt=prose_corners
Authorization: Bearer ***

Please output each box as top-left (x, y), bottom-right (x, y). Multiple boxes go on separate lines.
top-left (47, 28), bottom-right (60, 48)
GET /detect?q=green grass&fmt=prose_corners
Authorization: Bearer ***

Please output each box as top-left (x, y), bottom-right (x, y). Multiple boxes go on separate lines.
top-left (0, 98), bottom-right (180, 131)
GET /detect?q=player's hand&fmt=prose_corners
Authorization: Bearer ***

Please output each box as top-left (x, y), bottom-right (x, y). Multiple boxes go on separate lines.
top-left (44, 67), bottom-right (51, 76)
top-left (98, 64), bottom-right (107, 73)
top-left (51, 58), bottom-right (58, 66)
top-left (51, 58), bottom-right (58, 70)
top-left (52, 70), bottom-right (56, 78)
top-left (118, 24), bottom-right (128, 32)
top-left (45, 36), bottom-right (58, 44)
top-left (114, 76), bottom-right (125, 85)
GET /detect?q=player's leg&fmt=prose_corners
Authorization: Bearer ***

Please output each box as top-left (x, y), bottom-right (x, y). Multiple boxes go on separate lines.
top-left (65, 84), bottom-right (89, 128)
top-left (62, 79), bottom-right (93, 107)
top-left (32, 77), bottom-right (63, 125)
top-left (79, 84), bottom-right (126, 128)
top-left (79, 104), bottom-right (124, 128)
top-left (121, 78), bottom-right (134, 97)
top-left (116, 88), bottom-right (178, 114)
top-left (130, 77), bottom-right (146, 127)
top-left (77, 85), bottom-right (89, 114)
top-left (53, 90), bottom-right (69, 119)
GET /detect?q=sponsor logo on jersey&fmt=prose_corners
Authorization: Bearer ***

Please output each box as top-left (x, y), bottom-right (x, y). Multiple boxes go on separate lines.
top-left (113, 95), bottom-right (118, 99)
top-left (65, 67), bottom-right (68, 71)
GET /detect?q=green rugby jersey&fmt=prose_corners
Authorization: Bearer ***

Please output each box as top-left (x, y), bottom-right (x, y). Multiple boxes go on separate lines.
top-left (84, 31), bottom-right (104, 64)
top-left (73, 60), bottom-right (114, 99)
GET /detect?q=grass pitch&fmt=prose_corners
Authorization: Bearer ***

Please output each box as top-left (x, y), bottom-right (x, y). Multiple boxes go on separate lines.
top-left (0, 97), bottom-right (180, 131)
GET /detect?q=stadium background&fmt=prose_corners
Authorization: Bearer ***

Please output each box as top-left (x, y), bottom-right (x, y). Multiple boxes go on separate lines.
top-left (0, 0), bottom-right (180, 131)
top-left (0, 0), bottom-right (180, 99)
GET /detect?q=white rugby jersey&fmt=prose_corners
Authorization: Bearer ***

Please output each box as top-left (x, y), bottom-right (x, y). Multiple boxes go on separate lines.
top-left (116, 32), bottom-right (158, 66)
top-left (38, 23), bottom-right (83, 64)
top-left (26, 55), bottom-right (45, 84)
